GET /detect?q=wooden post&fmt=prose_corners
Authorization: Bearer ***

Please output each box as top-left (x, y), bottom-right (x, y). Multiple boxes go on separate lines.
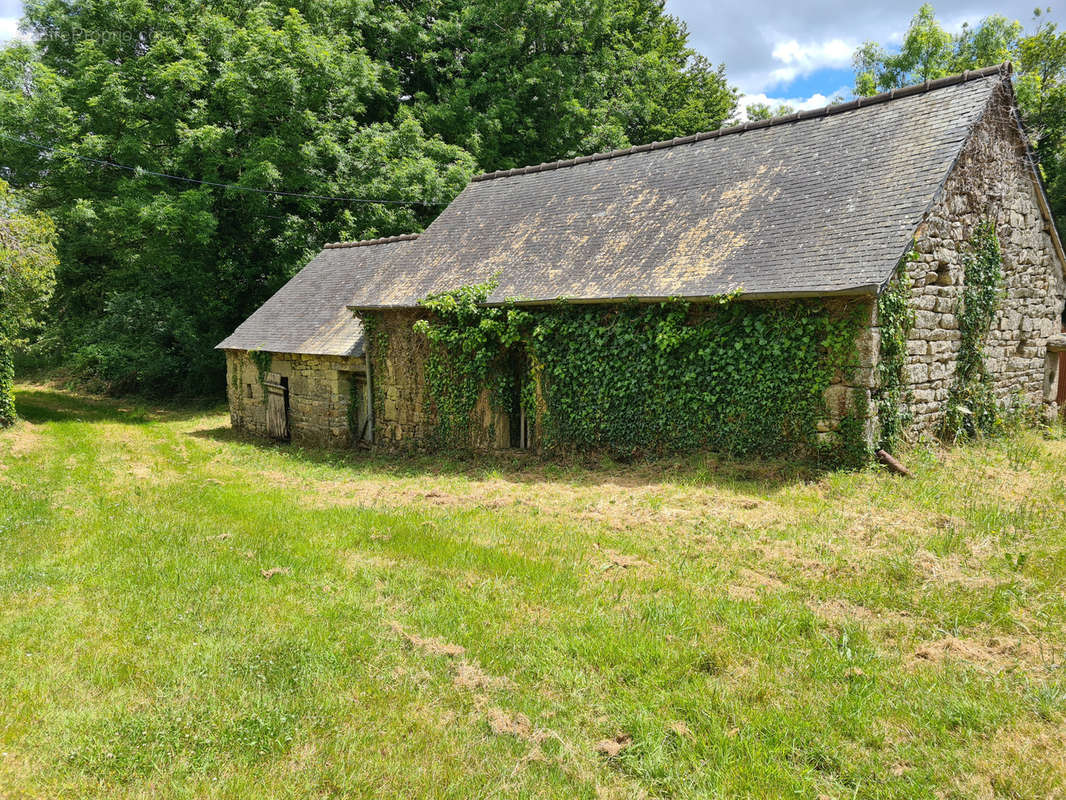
top-left (876, 449), bottom-right (913, 477)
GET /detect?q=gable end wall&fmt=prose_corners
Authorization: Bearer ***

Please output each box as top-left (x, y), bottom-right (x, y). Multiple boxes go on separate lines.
top-left (902, 83), bottom-right (1066, 434)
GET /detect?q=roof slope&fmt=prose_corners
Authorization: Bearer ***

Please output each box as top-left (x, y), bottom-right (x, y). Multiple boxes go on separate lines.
top-left (216, 235), bottom-right (418, 356)
top-left (348, 66), bottom-right (1007, 308)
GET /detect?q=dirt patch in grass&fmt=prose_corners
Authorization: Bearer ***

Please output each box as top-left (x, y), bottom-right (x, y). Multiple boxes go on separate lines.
top-left (486, 707), bottom-right (534, 739)
top-left (388, 620), bottom-right (465, 658)
top-left (913, 635), bottom-right (1057, 671)
top-left (4, 421), bottom-right (43, 456)
top-left (260, 566), bottom-right (290, 579)
top-left (602, 550), bottom-right (649, 570)
top-left (453, 660), bottom-right (515, 692)
top-left (727, 568), bottom-right (787, 600)
top-left (344, 551), bottom-right (397, 571)
top-left (595, 733), bottom-right (633, 758)
top-left (913, 550), bottom-right (1004, 590)
top-left (668, 721), bottom-right (694, 739)
top-left (809, 598), bottom-right (914, 629)
top-left (290, 474), bottom-right (815, 536)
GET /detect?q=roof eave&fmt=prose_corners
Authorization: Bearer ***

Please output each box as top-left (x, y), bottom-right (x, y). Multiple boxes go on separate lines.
top-left (347, 284), bottom-right (880, 312)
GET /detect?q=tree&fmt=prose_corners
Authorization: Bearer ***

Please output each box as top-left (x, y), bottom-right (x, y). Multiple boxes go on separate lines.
top-left (364, 0), bottom-right (736, 171)
top-left (853, 5), bottom-right (1066, 228)
top-left (0, 0), bottom-right (736, 397)
top-left (745, 102), bottom-right (796, 121)
top-left (853, 4), bottom-right (957, 95)
top-left (0, 179), bottom-right (57, 425)
top-left (0, 2), bottom-right (477, 395)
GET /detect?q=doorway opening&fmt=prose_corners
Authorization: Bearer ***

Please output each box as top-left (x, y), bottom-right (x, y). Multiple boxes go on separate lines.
top-left (347, 373), bottom-right (371, 444)
top-left (506, 352), bottom-right (532, 449)
top-left (265, 373), bottom-right (290, 440)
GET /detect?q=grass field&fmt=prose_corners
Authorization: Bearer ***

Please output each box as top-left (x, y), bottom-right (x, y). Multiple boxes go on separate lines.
top-left (1, 383), bottom-right (1065, 798)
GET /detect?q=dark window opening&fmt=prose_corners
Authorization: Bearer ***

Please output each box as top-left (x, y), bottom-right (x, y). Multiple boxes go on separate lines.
top-left (245, 383), bottom-right (253, 399)
top-left (935, 262), bottom-right (952, 286)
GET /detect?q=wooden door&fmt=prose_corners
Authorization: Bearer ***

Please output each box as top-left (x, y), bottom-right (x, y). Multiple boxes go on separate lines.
top-left (265, 374), bottom-right (289, 440)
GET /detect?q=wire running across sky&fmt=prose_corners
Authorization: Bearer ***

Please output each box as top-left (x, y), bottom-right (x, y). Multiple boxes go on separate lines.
top-left (0, 131), bottom-right (454, 206)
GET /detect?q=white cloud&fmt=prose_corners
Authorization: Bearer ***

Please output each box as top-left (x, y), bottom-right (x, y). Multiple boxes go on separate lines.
top-left (731, 36), bottom-right (858, 95)
top-left (772, 37), bottom-right (854, 66)
top-left (736, 85), bottom-right (852, 121)
top-left (0, 16), bottom-right (25, 42)
top-left (666, 0), bottom-right (1060, 98)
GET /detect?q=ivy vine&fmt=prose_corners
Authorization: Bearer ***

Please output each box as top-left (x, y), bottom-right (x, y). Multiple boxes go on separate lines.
top-left (875, 251), bottom-right (917, 451)
top-left (527, 298), bottom-right (865, 460)
top-left (414, 280), bottom-right (531, 449)
top-left (357, 313), bottom-right (384, 430)
top-left (0, 348), bottom-right (15, 427)
top-left (409, 286), bottom-right (868, 463)
top-left (248, 349), bottom-right (272, 388)
top-left (943, 221), bottom-right (1004, 440)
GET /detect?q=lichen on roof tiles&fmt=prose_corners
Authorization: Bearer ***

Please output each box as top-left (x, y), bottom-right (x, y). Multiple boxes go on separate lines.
top-left (216, 236), bottom-right (418, 356)
top-left (347, 67), bottom-right (1008, 308)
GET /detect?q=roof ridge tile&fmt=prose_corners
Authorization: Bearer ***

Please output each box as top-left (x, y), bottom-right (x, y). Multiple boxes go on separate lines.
top-left (324, 233), bottom-right (420, 249)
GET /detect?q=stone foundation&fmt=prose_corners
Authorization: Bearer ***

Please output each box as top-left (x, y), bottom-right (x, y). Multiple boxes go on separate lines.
top-left (224, 350), bottom-right (367, 448)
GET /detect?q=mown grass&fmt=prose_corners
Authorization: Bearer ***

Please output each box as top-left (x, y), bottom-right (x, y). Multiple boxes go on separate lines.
top-left (1, 383), bottom-right (1065, 798)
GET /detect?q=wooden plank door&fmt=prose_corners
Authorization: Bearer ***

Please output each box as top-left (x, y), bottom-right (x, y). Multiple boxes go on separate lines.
top-left (265, 374), bottom-right (290, 440)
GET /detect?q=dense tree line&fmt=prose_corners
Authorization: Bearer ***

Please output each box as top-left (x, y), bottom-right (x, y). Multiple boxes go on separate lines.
top-left (0, 0), bottom-right (735, 395)
top-left (4, 1), bottom-right (1065, 400)
top-left (0, 179), bottom-right (56, 424)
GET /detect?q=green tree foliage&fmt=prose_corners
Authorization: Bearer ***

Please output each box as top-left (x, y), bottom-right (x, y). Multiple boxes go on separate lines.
top-left (745, 101), bottom-right (796, 121)
top-left (853, 5), bottom-right (1066, 226)
top-left (0, 0), bottom-right (734, 397)
top-left (0, 179), bottom-right (57, 425)
top-left (369, 0), bottom-right (737, 171)
top-left (0, 1), bottom-right (477, 395)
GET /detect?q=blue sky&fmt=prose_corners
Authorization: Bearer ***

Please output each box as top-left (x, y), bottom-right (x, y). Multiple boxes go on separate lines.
top-left (665, 0), bottom-right (1062, 112)
top-left (0, 1), bottom-right (1060, 114)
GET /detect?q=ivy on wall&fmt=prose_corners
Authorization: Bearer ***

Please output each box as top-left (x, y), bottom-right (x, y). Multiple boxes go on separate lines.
top-left (406, 285), bottom-right (869, 463)
top-left (527, 299), bottom-right (865, 460)
top-left (248, 349), bottom-right (272, 388)
top-left (360, 312), bottom-right (390, 433)
top-left (875, 251), bottom-right (916, 451)
top-left (943, 221), bottom-right (1004, 439)
top-left (414, 281), bottom-right (530, 449)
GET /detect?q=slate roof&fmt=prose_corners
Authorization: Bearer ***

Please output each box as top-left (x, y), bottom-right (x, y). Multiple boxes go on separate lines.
top-left (347, 64), bottom-right (1011, 308)
top-left (216, 235), bottom-right (418, 356)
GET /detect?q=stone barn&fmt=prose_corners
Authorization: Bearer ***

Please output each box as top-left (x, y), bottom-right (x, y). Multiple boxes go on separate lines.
top-left (216, 234), bottom-right (417, 447)
top-left (224, 64), bottom-right (1066, 457)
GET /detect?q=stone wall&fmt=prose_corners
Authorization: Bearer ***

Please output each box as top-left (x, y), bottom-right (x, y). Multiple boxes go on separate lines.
top-left (899, 83), bottom-right (1066, 434)
top-left (224, 350), bottom-right (367, 448)
top-left (364, 310), bottom-right (433, 447)
top-left (367, 299), bottom-right (878, 453)
top-left (821, 299), bottom-right (879, 447)
top-left (364, 310), bottom-right (509, 450)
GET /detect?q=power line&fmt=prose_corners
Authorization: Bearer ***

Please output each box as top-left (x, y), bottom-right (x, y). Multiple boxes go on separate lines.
top-left (0, 131), bottom-right (453, 205)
